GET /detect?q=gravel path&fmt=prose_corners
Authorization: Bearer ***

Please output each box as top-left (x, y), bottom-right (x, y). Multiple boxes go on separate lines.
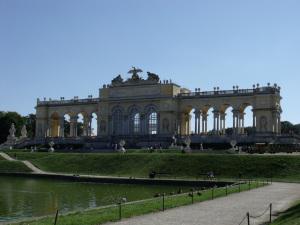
top-left (106, 182), bottom-right (300, 225)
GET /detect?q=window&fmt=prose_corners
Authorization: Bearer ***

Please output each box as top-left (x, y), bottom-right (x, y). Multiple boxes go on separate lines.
top-left (133, 113), bottom-right (140, 134)
top-left (148, 112), bottom-right (158, 134)
top-left (112, 109), bottom-right (122, 135)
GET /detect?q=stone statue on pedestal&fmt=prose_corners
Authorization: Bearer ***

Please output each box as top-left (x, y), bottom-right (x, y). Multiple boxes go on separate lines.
top-left (21, 125), bottom-right (27, 139)
top-left (9, 123), bottom-right (16, 138)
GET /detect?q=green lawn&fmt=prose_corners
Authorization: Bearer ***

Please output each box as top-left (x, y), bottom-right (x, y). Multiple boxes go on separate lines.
top-left (5, 152), bottom-right (300, 182)
top-left (271, 201), bottom-right (300, 225)
top-left (0, 160), bottom-right (31, 173)
top-left (14, 182), bottom-right (265, 225)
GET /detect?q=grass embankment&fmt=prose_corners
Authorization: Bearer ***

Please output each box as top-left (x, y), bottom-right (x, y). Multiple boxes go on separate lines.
top-left (271, 201), bottom-right (300, 225)
top-left (14, 181), bottom-right (265, 225)
top-left (6, 152), bottom-right (300, 182)
top-left (0, 155), bottom-right (31, 173)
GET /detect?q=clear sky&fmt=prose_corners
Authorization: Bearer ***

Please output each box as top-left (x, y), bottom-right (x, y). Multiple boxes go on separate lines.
top-left (0, 0), bottom-right (299, 124)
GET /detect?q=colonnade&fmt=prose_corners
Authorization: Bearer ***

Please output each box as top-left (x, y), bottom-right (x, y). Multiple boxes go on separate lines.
top-left (183, 108), bottom-right (257, 135)
top-left (48, 113), bottom-right (97, 138)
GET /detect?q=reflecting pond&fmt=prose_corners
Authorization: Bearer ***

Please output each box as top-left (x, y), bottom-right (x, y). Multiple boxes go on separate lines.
top-left (0, 176), bottom-right (190, 222)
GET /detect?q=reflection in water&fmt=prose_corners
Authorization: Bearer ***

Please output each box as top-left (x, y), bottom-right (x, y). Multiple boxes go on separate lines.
top-left (0, 176), bottom-right (189, 222)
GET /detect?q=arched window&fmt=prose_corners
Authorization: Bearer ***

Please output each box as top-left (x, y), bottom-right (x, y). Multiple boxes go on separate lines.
top-left (112, 109), bottom-right (123, 135)
top-left (133, 113), bottom-right (140, 134)
top-left (148, 112), bottom-right (158, 135)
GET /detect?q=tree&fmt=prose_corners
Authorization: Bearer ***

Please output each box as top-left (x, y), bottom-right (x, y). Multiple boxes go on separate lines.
top-left (0, 111), bottom-right (25, 144)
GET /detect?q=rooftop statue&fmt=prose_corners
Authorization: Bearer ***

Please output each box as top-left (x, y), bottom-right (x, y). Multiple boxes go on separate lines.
top-left (111, 74), bottom-right (124, 86)
top-left (128, 66), bottom-right (143, 81)
top-left (147, 71), bottom-right (160, 83)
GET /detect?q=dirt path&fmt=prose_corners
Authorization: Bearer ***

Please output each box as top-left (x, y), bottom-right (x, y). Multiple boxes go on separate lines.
top-left (106, 182), bottom-right (300, 225)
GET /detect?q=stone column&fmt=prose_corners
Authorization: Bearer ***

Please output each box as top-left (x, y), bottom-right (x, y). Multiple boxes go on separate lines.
top-left (232, 110), bottom-right (239, 135)
top-left (239, 112), bottom-right (245, 134)
top-left (197, 112), bottom-right (201, 134)
top-left (277, 115), bottom-right (281, 134)
top-left (194, 110), bottom-right (200, 135)
top-left (59, 117), bottom-right (65, 137)
top-left (220, 113), bottom-right (226, 135)
top-left (83, 116), bottom-right (90, 136)
top-left (213, 111), bottom-right (220, 134)
top-left (70, 115), bottom-right (78, 137)
top-left (202, 113), bottom-right (208, 134)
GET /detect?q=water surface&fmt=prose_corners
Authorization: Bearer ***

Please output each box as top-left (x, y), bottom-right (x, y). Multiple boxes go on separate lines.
top-left (0, 176), bottom-right (189, 222)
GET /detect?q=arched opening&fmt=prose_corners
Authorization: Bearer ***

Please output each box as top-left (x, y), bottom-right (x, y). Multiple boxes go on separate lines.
top-left (64, 114), bottom-right (71, 137)
top-left (77, 113), bottom-right (84, 136)
top-left (189, 108), bottom-right (200, 135)
top-left (243, 105), bottom-right (255, 135)
top-left (148, 112), bottom-right (158, 135)
top-left (133, 113), bottom-right (140, 134)
top-left (205, 107), bottom-right (214, 134)
top-left (50, 112), bottom-right (60, 137)
top-left (91, 113), bottom-right (98, 136)
top-left (112, 109), bottom-right (123, 135)
top-left (223, 106), bottom-right (234, 135)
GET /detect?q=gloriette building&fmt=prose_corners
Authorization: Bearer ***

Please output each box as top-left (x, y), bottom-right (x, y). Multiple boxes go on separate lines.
top-left (35, 67), bottom-right (282, 148)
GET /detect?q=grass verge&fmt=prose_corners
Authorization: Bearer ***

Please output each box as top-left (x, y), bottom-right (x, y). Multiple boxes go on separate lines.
top-left (271, 201), bottom-right (300, 225)
top-left (14, 181), bottom-right (266, 225)
top-left (5, 152), bottom-right (300, 182)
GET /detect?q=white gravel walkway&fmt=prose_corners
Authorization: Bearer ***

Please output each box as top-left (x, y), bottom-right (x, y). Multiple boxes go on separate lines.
top-left (106, 182), bottom-right (300, 225)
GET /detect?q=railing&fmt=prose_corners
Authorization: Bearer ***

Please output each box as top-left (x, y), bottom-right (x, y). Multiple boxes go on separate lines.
top-left (37, 98), bottom-right (100, 106)
top-left (178, 87), bottom-right (280, 98)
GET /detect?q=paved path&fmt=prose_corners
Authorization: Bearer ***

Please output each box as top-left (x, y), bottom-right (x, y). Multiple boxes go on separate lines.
top-left (0, 152), bottom-right (46, 174)
top-left (106, 182), bottom-right (300, 225)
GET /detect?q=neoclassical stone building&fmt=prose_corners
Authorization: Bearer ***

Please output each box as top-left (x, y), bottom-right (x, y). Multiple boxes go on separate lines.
top-left (35, 68), bottom-right (282, 146)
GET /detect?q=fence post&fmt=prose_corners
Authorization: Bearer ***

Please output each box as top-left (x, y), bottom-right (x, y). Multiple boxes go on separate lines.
top-left (270, 203), bottom-right (272, 223)
top-left (118, 203), bottom-right (122, 220)
top-left (211, 187), bottom-right (214, 200)
top-left (54, 209), bottom-right (59, 225)
top-left (247, 212), bottom-right (250, 225)
top-left (239, 182), bottom-right (241, 192)
top-left (248, 180), bottom-right (251, 190)
top-left (191, 191), bottom-right (194, 204)
top-left (162, 194), bottom-right (165, 211)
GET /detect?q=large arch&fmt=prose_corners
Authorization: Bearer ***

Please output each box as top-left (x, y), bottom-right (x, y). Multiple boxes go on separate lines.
top-left (240, 104), bottom-right (255, 135)
top-left (112, 106), bottom-right (124, 135)
top-left (128, 106), bottom-right (141, 135)
top-left (145, 105), bottom-right (159, 135)
top-left (91, 112), bottom-right (98, 136)
top-left (63, 113), bottom-right (71, 137)
top-left (50, 112), bottom-right (60, 137)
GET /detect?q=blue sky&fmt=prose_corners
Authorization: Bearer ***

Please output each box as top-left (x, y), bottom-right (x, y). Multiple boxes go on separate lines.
top-left (0, 0), bottom-right (299, 124)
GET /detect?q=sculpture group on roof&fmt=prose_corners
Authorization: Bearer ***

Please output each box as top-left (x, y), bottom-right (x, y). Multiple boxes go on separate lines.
top-left (111, 67), bottom-right (160, 86)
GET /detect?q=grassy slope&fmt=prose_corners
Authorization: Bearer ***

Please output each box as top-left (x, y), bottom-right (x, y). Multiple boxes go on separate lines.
top-left (0, 161), bottom-right (31, 173)
top-left (271, 201), bottom-right (300, 225)
top-left (6, 152), bottom-right (300, 181)
top-left (0, 153), bottom-right (31, 173)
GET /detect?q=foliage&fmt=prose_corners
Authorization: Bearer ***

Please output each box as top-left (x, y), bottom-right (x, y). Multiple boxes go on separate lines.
top-left (0, 111), bottom-right (36, 143)
top-left (281, 121), bottom-right (300, 135)
top-left (0, 111), bottom-right (25, 143)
